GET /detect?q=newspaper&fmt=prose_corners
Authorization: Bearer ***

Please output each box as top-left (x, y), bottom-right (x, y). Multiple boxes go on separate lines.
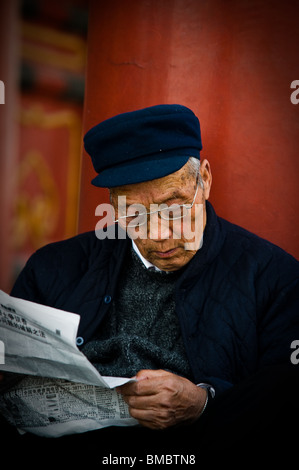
top-left (0, 289), bottom-right (138, 437)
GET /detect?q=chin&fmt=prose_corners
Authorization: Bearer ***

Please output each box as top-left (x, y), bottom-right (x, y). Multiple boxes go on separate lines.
top-left (152, 256), bottom-right (189, 272)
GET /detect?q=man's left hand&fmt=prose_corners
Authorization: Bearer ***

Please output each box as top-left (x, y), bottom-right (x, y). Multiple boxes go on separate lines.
top-left (117, 369), bottom-right (207, 430)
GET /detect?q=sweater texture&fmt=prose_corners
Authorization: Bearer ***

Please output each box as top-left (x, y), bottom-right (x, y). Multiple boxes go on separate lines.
top-left (82, 248), bottom-right (192, 379)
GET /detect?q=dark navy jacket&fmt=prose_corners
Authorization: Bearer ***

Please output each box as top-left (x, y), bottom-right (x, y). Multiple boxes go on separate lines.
top-left (11, 202), bottom-right (299, 395)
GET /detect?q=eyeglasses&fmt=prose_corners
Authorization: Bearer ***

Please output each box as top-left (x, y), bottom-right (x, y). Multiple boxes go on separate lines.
top-left (114, 171), bottom-right (201, 228)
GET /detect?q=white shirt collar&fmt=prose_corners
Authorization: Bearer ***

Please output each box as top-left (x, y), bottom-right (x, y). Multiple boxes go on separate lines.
top-left (132, 241), bottom-right (162, 272)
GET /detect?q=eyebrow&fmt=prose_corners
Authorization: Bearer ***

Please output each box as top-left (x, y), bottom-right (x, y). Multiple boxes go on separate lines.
top-left (125, 190), bottom-right (187, 208)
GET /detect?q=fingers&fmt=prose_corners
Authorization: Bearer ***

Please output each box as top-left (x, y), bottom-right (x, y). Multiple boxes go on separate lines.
top-left (117, 369), bottom-right (205, 430)
top-left (118, 369), bottom-right (167, 396)
top-left (116, 369), bottom-right (178, 429)
top-left (128, 407), bottom-right (175, 430)
top-left (122, 391), bottom-right (178, 429)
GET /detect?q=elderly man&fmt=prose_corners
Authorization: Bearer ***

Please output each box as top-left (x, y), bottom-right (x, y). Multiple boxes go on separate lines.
top-left (1, 104), bottom-right (298, 461)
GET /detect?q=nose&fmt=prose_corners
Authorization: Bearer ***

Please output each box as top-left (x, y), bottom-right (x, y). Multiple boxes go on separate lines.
top-left (148, 213), bottom-right (172, 241)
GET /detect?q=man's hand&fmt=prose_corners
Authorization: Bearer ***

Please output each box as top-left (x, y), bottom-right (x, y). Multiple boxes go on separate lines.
top-left (117, 369), bottom-right (207, 430)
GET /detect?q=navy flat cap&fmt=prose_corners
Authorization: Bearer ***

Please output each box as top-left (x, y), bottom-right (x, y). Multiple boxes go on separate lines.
top-left (84, 104), bottom-right (202, 188)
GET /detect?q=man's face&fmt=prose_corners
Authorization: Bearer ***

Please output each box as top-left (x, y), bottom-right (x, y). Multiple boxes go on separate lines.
top-left (110, 159), bottom-right (212, 271)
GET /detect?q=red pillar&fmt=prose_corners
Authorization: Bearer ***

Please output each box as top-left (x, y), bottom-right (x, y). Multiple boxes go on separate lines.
top-left (0, 0), bottom-right (19, 291)
top-left (79, 0), bottom-right (299, 259)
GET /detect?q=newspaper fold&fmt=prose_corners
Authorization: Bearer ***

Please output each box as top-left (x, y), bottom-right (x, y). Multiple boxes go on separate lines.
top-left (0, 290), bottom-right (138, 437)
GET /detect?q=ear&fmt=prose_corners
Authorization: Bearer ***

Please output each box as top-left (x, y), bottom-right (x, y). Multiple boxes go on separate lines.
top-left (200, 159), bottom-right (212, 200)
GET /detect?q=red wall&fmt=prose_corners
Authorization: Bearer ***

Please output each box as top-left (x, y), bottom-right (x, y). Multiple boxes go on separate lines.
top-left (79, 0), bottom-right (299, 259)
top-left (0, 1), bottom-right (87, 292)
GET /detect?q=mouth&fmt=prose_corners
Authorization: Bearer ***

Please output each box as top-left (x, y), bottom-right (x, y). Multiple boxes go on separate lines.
top-left (154, 247), bottom-right (179, 258)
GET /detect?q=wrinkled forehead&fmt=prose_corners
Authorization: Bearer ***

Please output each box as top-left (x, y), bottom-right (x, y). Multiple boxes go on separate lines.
top-left (110, 170), bottom-right (194, 207)
top-left (109, 165), bottom-right (194, 206)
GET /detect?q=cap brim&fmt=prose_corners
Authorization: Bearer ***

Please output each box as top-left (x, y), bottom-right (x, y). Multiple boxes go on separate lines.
top-left (91, 154), bottom-right (192, 188)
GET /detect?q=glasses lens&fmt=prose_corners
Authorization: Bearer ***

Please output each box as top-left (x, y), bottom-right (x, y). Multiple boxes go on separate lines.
top-left (127, 213), bottom-right (147, 228)
top-left (124, 204), bottom-right (147, 228)
top-left (160, 204), bottom-right (186, 220)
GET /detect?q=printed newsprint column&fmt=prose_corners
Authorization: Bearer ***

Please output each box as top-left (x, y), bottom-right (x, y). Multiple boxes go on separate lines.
top-left (0, 290), bottom-right (137, 437)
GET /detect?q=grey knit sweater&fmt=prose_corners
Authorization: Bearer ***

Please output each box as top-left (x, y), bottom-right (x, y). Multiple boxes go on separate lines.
top-left (82, 248), bottom-right (192, 380)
